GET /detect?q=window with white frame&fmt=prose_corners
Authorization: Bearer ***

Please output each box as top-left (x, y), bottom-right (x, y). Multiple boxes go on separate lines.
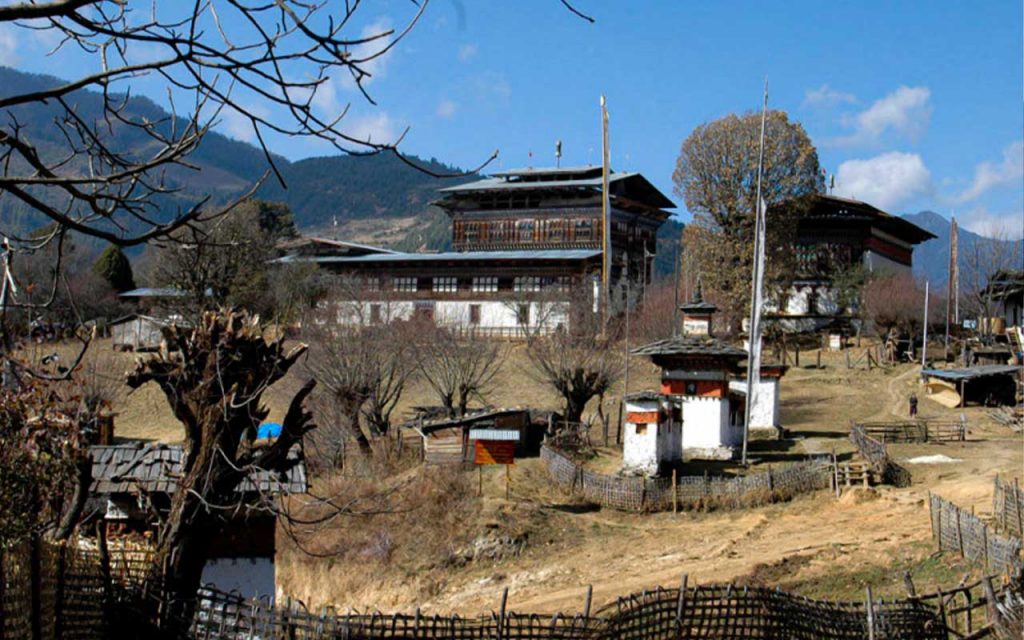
top-left (472, 276), bottom-right (498, 292)
top-left (432, 277), bottom-right (458, 292)
top-left (514, 276), bottom-right (541, 292)
top-left (543, 276), bottom-right (571, 292)
top-left (393, 277), bottom-right (417, 292)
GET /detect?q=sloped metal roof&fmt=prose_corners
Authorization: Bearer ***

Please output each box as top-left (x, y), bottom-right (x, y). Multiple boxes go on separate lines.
top-left (276, 249), bottom-right (602, 265)
top-left (90, 443), bottom-right (307, 496)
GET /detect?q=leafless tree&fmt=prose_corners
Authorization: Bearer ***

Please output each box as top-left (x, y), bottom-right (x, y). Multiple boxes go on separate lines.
top-left (523, 284), bottom-right (620, 425)
top-left (960, 227), bottom-right (1023, 334)
top-left (302, 278), bottom-right (417, 456)
top-left (126, 310), bottom-right (315, 629)
top-left (415, 327), bottom-right (505, 418)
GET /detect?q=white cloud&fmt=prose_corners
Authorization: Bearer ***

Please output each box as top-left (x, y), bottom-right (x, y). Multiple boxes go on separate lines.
top-left (337, 16), bottom-right (394, 91)
top-left (803, 84), bottom-right (856, 108)
top-left (955, 140), bottom-right (1024, 203)
top-left (346, 111), bottom-right (399, 145)
top-left (217, 104), bottom-right (269, 144)
top-left (458, 43), bottom-right (478, 62)
top-left (473, 71), bottom-right (512, 100)
top-left (834, 151), bottom-right (932, 210)
top-left (958, 206), bottom-right (1024, 240)
top-left (834, 86), bottom-right (932, 146)
top-left (0, 24), bottom-right (19, 66)
top-left (436, 98), bottom-right (457, 118)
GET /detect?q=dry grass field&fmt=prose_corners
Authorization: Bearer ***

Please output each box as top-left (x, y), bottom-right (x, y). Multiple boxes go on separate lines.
top-left (25, 336), bottom-right (1023, 615)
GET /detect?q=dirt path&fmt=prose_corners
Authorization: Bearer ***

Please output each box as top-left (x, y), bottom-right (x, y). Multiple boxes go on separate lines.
top-left (877, 366), bottom-right (919, 421)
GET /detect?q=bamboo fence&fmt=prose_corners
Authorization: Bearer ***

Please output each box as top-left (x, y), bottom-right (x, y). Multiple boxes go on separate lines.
top-left (849, 424), bottom-right (913, 488)
top-left (2, 535), bottom-right (1021, 639)
top-left (993, 476), bottom-right (1024, 539)
top-left (541, 446), bottom-right (834, 513)
top-left (929, 493), bottom-right (1023, 579)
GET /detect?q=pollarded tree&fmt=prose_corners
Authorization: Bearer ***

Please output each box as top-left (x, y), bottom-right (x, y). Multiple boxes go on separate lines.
top-left (92, 245), bottom-right (136, 293)
top-left (126, 310), bottom-right (315, 629)
top-left (673, 110), bottom-right (823, 333)
top-left (416, 328), bottom-right (506, 418)
top-left (524, 285), bottom-right (620, 425)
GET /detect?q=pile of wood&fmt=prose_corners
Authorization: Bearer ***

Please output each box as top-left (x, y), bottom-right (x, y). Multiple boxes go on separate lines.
top-left (989, 406), bottom-right (1023, 432)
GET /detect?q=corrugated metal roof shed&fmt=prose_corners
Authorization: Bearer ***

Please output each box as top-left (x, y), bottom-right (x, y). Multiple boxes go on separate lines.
top-left (921, 365), bottom-right (1021, 381)
top-left (90, 443), bottom-right (307, 495)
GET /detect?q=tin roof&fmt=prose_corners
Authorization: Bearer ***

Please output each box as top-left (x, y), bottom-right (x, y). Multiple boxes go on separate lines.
top-left (413, 407), bottom-right (530, 436)
top-left (119, 287), bottom-right (188, 298)
top-left (468, 428), bottom-right (521, 441)
top-left (90, 443), bottom-right (307, 495)
top-left (437, 170), bottom-right (675, 209)
top-left (276, 249), bottom-right (602, 265)
top-left (921, 365), bottom-right (1021, 381)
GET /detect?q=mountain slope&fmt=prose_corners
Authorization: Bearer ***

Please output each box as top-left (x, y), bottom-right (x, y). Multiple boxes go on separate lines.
top-left (1, 66), bottom-right (684, 273)
top-left (903, 211), bottom-right (1023, 286)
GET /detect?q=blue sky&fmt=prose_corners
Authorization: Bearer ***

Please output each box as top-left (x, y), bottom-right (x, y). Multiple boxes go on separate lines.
top-left (2, 1), bottom-right (1021, 237)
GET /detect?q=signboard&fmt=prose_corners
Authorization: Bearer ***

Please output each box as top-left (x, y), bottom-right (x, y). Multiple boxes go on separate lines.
top-left (474, 440), bottom-right (515, 465)
top-left (828, 334), bottom-right (843, 351)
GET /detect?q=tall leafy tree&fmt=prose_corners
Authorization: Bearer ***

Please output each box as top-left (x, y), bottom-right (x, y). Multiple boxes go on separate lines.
top-left (92, 245), bottom-right (136, 292)
top-left (673, 110), bottom-right (823, 333)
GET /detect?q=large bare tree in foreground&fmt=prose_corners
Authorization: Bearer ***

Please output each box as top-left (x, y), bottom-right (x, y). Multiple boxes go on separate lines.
top-left (126, 310), bottom-right (315, 627)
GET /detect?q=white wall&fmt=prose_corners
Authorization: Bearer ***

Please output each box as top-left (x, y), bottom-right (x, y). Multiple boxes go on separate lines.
top-left (201, 557), bottom-right (275, 601)
top-left (622, 399), bottom-right (660, 475)
top-left (728, 379), bottom-right (780, 430)
top-left (332, 297), bottom-right (570, 333)
top-left (681, 397), bottom-right (728, 449)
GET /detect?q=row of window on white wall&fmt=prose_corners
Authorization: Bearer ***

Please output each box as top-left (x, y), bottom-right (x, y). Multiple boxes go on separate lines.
top-left (388, 276), bottom-right (571, 293)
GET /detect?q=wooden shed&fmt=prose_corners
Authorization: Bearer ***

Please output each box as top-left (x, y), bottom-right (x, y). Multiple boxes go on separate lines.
top-left (109, 314), bottom-right (174, 351)
top-left (414, 408), bottom-right (541, 465)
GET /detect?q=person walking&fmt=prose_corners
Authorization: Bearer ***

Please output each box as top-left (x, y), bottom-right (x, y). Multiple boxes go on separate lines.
top-left (909, 393), bottom-right (918, 418)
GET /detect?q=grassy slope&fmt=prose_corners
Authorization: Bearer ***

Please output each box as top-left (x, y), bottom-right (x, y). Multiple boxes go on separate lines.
top-left (45, 337), bottom-right (1023, 613)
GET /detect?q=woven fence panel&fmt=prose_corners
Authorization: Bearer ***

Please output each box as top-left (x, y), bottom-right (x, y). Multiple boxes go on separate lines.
top-left (541, 446), bottom-right (832, 514)
top-left (993, 476), bottom-right (1024, 538)
top-left (849, 425), bottom-right (912, 488)
top-left (594, 584), bottom-right (949, 640)
top-left (930, 493), bottom-right (1023, 578)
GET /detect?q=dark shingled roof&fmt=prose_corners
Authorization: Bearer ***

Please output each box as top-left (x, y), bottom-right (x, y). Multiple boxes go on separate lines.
top-left (631, 336), bottom-right (747, 358)
top-left (90, 443), bottom-right (307, 495)
top-left (624, 391), bottom-right (664, 402)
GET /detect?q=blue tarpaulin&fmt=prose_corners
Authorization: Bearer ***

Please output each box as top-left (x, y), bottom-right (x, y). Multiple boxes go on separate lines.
top-left (257, 422), bottom-right (282, 439)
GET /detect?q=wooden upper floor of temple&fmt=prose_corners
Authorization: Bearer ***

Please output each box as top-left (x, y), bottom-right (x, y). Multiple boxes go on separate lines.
top-left (434, 166), bottom-right (674, 253)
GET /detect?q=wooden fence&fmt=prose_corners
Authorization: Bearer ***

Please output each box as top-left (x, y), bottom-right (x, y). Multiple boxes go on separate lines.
top-left (929, 493), bottom-right (1023, 579)
top-left (849, 424), bottom-right (913, 488)
top-left (188, 575), bottom-right (1017, 640)
top-left (993, 476), bottom-right (1024, 539)
top-left (540, 446), bottom-right (834, 513)
top-left (856, 419), bottom-right (967, 444)
top-left (3, 534), bottom-right (1021, 639)
top-left (0, 536), bottom-right (154, 640)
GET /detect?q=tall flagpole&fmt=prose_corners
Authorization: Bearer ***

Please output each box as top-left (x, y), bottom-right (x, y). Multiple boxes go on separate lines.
top-left (741, 79), bottom-right (769, 467)
top-left (600, 95), bottom-right (611, 330)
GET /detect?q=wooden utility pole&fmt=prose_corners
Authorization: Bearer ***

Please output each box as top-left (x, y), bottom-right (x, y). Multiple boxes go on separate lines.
top-left (600, 95), bottom-right (612, 330)
top-left (922, 281), bottom-right (930, 370)
top-left (945, 214), bottom-right (959, 356)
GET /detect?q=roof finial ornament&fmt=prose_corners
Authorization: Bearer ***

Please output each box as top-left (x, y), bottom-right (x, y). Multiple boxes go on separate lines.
top-left (692, 276), bottom-right (704, 304)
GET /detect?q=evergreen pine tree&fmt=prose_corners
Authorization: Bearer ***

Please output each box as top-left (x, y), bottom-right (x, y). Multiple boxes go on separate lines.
top-left (92, 245), bottom-right (136, 292)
